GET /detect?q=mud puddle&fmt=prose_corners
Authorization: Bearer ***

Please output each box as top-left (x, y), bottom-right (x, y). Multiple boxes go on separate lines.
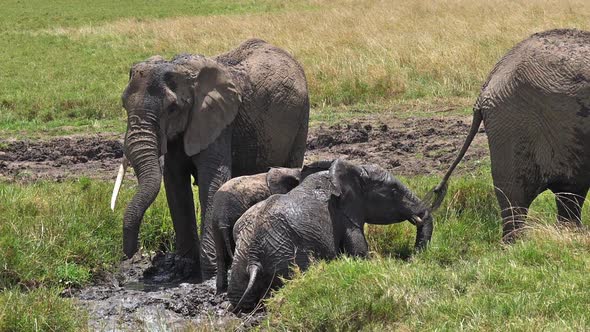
top-left (0, 134), bottom-right (125, 182)
top-left (0, 115), bottom-right (488, 182)
top-left (69, 252), bottom-right (263, 331)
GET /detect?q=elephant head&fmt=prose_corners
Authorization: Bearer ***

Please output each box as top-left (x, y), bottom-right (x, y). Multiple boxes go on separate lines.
top-left (266, 160), bottom-right (335, 195)
top-left (113, 54), bottom-right (241, 258)
top-left (329, 159), bottom-right (433, 249)
top-left (266, 167), bottom-right (302, 195)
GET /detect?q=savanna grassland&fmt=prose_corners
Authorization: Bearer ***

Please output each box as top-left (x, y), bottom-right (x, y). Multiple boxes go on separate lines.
top-left (1, 0), bottom-right (590, 331)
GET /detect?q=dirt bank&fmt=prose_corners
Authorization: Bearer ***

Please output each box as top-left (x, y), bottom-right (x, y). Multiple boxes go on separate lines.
top-left (0, 115), bottom-right (487, 182)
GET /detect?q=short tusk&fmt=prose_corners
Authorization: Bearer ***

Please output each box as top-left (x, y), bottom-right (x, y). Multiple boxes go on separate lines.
top-left (410, 215), bottom-right (423, 226)
top-left (110, 157), bottom-right (129, 211)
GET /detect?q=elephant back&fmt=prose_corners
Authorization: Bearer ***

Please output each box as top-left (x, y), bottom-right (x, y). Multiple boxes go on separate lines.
top-left (478, 28), bottom-right (590, 182)
top-left (215, 39), bottom-right (310, 175)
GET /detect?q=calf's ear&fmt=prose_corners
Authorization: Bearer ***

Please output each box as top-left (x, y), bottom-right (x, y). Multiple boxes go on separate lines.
top-left (300, 159), bottom-right (334, 179)
top-left (328, 159), bottom-right (364, 227)
top-left (267, 168), bottom-right (301, 194)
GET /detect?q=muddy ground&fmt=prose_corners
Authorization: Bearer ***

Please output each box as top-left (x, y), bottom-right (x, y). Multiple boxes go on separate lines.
top-left (68, 252), bottom-right (263, 331)
top-left (0, 115), bottom-right (487, 182)
top-left (1, 115), bottom-right (488, 330)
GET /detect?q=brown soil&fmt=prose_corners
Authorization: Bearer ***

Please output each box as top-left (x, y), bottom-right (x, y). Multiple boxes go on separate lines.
top-left (304, 115), bottom-right (488, 176)
top-left (0, 115), bottom-right (487, 182)
top-left (0, 134), bottom-right (125, 182)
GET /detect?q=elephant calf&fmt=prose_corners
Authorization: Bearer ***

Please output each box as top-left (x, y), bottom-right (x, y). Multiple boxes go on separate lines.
top-left (211, 160), bottom-right (332, 293)
top-left (228, 159), bottom-right (433, 311)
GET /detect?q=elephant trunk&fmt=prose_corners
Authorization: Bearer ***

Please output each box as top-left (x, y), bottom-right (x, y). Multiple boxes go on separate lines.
top-left (414, 214), bottom-right (433, 250)
top-left (404, 187), bottom-right (434, 250)
top-left (122, 120), bottom-right (162, 258)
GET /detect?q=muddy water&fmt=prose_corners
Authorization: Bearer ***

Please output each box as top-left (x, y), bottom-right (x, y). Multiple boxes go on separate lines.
top-left (70, 253), bottom-right (263, 331)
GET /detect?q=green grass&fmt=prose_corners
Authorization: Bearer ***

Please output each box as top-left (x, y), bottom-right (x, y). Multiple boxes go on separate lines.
top-left (0, 287), bottom-right (87, 331)
top-left (0, 179), bottom-right (179, 331)
top-left (0, 0), bottom-right (284, 32)
top-left (2, 172), bottom-right (589, 330)
top-left (0, 0), bottom-right (304, 128)
top-left (3, 0), bottom-right (589, 133)
top-left (263, 174), bottom-right (590, 331)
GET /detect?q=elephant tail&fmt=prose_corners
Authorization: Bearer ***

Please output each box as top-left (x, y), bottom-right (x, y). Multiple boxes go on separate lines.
top-left (233, 264), bottom-right (260, 312)
top-left (425, 107), bottom-right (483, 211)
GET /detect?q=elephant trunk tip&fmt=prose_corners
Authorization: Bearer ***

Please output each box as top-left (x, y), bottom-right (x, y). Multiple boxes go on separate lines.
top-left (424, 182), bottom-right (448, 211)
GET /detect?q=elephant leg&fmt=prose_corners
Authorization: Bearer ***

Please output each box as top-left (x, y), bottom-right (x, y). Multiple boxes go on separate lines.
top-left (214, 227), bottom-right (230, 293)
top-left (285, 120), bottom-right (308, 167)
top-left (342, 228), bottom-right (369, 257)
top-left (163, 141), bottom-right (201, 281)
top-left (494, 180), bottom-right (538, 243)
top-left (194, 127), bottom-right (233, 280)
top-left (550, 184), bottom-right (588, 227)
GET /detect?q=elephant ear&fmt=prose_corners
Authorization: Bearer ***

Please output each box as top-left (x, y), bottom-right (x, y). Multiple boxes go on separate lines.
top-left (300, 159), bottom-right (335, 180)
top-left (183, 60), bottom-right (241, 157)
top-left (328, 159), bottom-right (365, 227)
top-left (266, 168), bottom-right (301, 195)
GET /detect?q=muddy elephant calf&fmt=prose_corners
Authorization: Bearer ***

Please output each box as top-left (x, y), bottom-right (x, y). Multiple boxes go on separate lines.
top-left (228, 159), bottom-right (434, 311)
top-left (211, 161), bottom-right (332, 293)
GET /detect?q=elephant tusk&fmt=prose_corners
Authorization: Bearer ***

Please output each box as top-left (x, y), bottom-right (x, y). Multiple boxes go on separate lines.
top-left (410, 215), bottom-right (423, 226)
top-left (110, 157), bottom-right (129, 211)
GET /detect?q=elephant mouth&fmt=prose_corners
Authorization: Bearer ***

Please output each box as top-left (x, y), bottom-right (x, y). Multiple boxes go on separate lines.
top-left (410, 210), bottom-right (429, 226)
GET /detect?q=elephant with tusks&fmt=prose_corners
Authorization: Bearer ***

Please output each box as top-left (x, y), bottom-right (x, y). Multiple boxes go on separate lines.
top-left (110, 39), bottom-right (310, 281)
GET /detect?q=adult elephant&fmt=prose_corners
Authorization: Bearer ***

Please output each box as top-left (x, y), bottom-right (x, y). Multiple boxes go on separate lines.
top-left (111, 39), bottom-right (310, 281)
top-left (428, 29), bottom-right (590, 241)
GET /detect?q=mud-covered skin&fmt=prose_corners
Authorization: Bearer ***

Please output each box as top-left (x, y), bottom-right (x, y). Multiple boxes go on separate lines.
top-left (119, 38), bottom-right (310, 281)
top-left (228, 160), bottom-right (433, 311)
top-left (431, 29), bottom-right (590, 241)
top-left (72, 253), bottom-right (264, 331)
top-left (211, 173), bottom-right (273, 293)
top-left (212, 162), bottom-right (333, 293)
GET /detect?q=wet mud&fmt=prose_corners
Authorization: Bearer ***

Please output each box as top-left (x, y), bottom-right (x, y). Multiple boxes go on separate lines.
top-left (304, 116), bottom-right (488, 175)
top-left (69, 252), bottom-right (263, 331)
top-left (0, 134), bottom-right (125, 182)
top-left (0, 115), bottom-right (487, 182)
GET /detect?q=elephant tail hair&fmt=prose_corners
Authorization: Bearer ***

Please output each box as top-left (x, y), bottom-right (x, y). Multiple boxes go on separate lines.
top-left (424, 107), bottom-right (483, 211)
top-left (233, 264), bottom-right (260, 312)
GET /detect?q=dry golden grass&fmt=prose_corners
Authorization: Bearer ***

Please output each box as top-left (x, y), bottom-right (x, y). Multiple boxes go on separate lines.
top-left (48, 0), bottom-right (590, 106)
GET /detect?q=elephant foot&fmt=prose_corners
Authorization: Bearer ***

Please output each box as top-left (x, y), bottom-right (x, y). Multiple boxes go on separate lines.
top-left (216, 274), bottom-right (228, 294)
top-left (556, 218), bottom-right (583, 229)
top-left (143, 252), bottom-right (202, 284)
top-left (502, 218), bottom-right (527, 244)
